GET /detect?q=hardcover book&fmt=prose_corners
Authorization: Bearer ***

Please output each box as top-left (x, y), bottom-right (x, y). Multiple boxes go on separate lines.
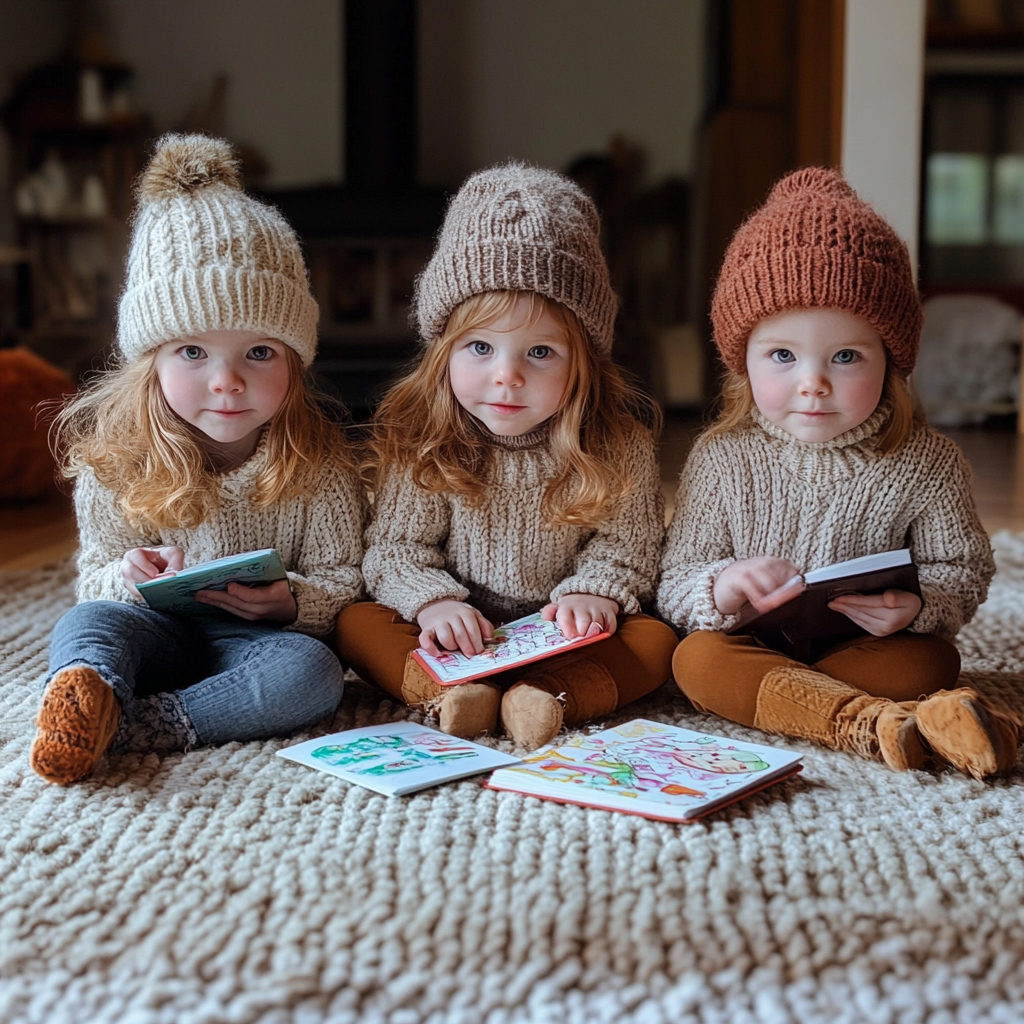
top-left (411, 610), bottom-right (611, 686)
top-left (727, 548), bottom-right (921, 661)
top-left (485, 719), bottom-right (803, 822)
top-left (136, 548), bottom-right (287, 615)
top-left (276, 721), bottom-right (521, 796)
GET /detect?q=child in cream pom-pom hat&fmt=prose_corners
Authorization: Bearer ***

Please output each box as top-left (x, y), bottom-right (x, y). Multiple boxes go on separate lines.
top-left (30, 134), bottom-right (366, 785)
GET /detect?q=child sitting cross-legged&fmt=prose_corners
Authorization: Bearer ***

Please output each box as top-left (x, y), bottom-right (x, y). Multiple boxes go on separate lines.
top-left (338, 163), bottom-right (678, 749)
top-left (659, 168), bottom-right (1021, 780)
top-left (30, 135), bottom-right (366, 784)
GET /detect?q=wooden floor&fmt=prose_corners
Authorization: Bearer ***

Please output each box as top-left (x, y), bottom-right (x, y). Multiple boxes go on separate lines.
top-left (2, 417), bottom-right (1023, 573)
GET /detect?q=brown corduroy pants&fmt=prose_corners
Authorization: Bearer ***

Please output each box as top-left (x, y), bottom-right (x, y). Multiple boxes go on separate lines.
top-left (337, 600), bottom-right (678, 712)
top-left (671, 629), bottom-right (962, 728)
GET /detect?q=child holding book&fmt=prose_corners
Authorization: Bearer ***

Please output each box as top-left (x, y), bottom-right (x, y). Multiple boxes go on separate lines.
top-left (338, 163), bottom-right (677, 749)
top-left (659, 168), bottom-right (1020, 780)
top-left (31, 134), bottom-right (366, 785)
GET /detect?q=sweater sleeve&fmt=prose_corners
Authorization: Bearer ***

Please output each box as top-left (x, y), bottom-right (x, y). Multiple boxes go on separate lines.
top-left (548, 428), bottom-right (664, 615)
top-left (285, 455), bottom-right (369, 638)
top-left (656, 435), bottom-right (739, 633)
top-left (361, 468), bottom-right (470, 623)
top-left (73, 469), bottom-right (151, 604)
top-left (906, 437), bottom-right (995, 639)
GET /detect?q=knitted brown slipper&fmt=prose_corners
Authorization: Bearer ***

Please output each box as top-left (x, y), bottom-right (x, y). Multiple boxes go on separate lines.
top-left (437, 681), bottom-right (501, 738)
top-left (914, 688), bottom-right (1022, 780)
top-left (30, 666), bottom-right (121, 784)
top-left (875, 702), bottom-right (930, 771)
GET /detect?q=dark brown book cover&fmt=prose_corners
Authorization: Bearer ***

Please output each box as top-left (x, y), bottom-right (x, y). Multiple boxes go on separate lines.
top-left (727, 552), bottom-right (921, 662)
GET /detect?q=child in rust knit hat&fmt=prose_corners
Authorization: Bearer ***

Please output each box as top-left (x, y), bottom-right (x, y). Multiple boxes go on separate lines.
top-left (658, 167), bottom-right (1020, 780)
top-left (337, 162), bottom-right (677, 749)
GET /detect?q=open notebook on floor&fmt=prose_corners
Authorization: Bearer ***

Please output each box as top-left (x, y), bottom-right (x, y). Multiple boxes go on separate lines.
top-left (485, 719), bottom-right (803, 823)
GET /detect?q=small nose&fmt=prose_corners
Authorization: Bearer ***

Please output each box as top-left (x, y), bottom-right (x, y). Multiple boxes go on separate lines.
top-left (210, 364), bottom-right (245, 393)
top-left (493, 354), bottom-right (525, 387)
top-left (798, 370), bottom-right (831, 397)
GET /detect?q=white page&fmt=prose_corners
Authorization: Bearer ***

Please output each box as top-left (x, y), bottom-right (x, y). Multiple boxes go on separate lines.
top-left (803, 548), bottom-right (911, 586)
top-left (277, 721), bottom-right (520, 797)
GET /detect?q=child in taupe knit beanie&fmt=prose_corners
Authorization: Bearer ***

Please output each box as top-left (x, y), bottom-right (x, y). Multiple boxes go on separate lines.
top-left (339, 162), bottom-right (677, 750)
top-left (658, 167), bottom-right (1018, 780)
top-left (30, 134), bottom-right (367, 786)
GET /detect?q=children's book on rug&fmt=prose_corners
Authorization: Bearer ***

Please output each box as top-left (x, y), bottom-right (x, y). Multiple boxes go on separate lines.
top-left (276, 721), bottom-right (521, 796)
top-left (411, 610), bottom-right (611, 686)
top-left (485, 719), bottom-right (803, 823)
top-left (727, 548), bottom-right (921, 661)
top-left (136, 548), bottom-right (286, 615)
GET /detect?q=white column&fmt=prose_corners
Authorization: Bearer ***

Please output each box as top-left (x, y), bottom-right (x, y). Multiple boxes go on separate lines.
top-left (841, 0), bottom-right (926, 271)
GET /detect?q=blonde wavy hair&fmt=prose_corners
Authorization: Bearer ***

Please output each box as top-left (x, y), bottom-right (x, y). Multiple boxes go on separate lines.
top-left (706, 362), bottom-right (921, 454)
top-left (369, 290), bottom-right (659, 528)
top-left (53, 345), bottom-right (355, 533)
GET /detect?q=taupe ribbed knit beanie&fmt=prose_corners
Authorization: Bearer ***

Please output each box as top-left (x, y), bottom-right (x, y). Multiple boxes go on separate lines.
top-left (117, 134), bottom-right (319, 366)
top-left (414, 162), bottom-right (617, 355)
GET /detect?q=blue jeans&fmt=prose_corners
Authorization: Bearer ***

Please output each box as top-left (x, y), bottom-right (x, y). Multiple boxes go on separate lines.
top-left (48, 601), bottom-right (345, 745)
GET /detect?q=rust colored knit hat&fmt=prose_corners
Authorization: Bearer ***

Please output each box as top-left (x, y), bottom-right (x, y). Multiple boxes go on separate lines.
top-left (413, 162), bottom-right (618, 355)
top-left (711, 167), bottom-right (922, 376)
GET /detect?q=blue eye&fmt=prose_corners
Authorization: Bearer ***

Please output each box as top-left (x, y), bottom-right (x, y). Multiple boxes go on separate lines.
top-left (248, 345), bottom-right (272, 361)
top-left (528, 345), bottom-right (551, 359)
top-left (833, 349), bottom-right (858, 364)
top-left (470, 341), bottom-right (492, 355)
top-left (770, 349), bottom-right (795, 364)
top-left (182, 345), bottom-right (204, 361)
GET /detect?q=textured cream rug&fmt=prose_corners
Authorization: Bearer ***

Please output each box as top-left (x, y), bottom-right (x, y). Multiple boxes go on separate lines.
top-left (3, 539), bottom-right (1024, 1024)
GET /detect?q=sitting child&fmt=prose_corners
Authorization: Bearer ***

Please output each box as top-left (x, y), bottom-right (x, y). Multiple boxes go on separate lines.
top-left (338, 163), bottom-right (677, 749)
top-left (658, 167), bottom-right (1020, 780)
top-left (31, 134), bottom-right (366, 784)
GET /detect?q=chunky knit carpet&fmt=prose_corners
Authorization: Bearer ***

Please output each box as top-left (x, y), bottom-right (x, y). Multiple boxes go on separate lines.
top-left (3, 540), bottom-right (1024, 1024)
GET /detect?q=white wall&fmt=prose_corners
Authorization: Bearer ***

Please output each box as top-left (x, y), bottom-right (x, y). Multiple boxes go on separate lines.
top-left (842, 0), bottom-right (926, 269)
top-left (106, 0), bottom-right (342, 189)
top-left (420, 0), bottom-right (705, 188)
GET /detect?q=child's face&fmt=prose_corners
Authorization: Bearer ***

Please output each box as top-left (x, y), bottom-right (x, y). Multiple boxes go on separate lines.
top-left (448, 296), bottom-right (571, 436)
top-left (746, 308), bottom-right (887, 442)
top-left (154, 330), bottom-right (290, 445)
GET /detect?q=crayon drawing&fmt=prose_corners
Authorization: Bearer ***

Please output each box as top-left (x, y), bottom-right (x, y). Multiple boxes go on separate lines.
top-left (311, 730), bottom-right (478, 776)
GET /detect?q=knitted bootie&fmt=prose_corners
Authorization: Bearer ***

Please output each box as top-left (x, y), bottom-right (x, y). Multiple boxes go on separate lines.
top-left (438, 681), bottom-right (501, 738)
top-left (914, 687), bottom-right (1022, 780)
top-left (753, 665), bottom-right (927, 771)
top-left (30, 666), bottom-right (122, 784)
top-left (501, 654), bottom-right (619, 750)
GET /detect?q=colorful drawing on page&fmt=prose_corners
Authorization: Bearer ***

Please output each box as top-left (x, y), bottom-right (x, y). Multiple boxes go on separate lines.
top-left (310, 730), bottom-right (478, 775)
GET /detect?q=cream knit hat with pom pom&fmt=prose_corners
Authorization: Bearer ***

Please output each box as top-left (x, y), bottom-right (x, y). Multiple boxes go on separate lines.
top-left (117, 133), bottom-right (319, 366)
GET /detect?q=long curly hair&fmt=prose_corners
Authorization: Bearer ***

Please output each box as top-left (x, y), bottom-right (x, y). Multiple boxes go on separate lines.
top-left (368, 291), bottom-right (659, 528)
top-left (52, 345), bottom-right (355, 533)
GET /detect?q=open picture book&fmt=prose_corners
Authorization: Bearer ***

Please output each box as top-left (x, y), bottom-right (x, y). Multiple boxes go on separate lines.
top-left (276, 721), bottom-right (520, 797)
top-left (136, 548), bottom-right (287, 615)
top-left (411, 609), bottom-right (611, 686)
top-left (485, 719), bottom-right (803, 822)
top-left (727, 548), bottom-right (921, 661)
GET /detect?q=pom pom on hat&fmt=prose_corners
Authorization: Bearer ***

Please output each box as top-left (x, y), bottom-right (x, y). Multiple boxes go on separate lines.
top-left (711, 167), bottom-right (922, 377)
top-left (136, 133), bottom-right (242, 200)
top-left (117, 133), bottom-right (319, 366)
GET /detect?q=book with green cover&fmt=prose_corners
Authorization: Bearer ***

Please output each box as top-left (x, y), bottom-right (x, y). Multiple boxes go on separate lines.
top-left (136, 548), bottom-right (287, 615)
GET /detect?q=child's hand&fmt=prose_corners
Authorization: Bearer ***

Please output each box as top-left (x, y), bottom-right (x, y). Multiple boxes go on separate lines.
top-left (828, 589), bottom-right (921, 637)
top-left (194, 578), bottom-right (298, 623)
top-left (121, 545), bottom-right (185, 599)
top-left (417, 600), bottom-right (495, 658)
top-left (713, 557), bottom-right (804, 616)
top-left (541, 594), bottom-right (620, 640)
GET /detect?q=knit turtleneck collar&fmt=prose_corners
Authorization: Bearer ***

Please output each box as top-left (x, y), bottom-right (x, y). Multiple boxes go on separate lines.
top-left (750, 403), bottom-right (890, 451)
top-left (474, 418), bottom-right (552, 450)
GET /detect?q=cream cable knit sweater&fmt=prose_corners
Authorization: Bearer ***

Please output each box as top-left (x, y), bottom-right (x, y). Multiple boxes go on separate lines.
top-left (74, 436), bottom-right (366, 638)
top-left (362, 425), bottom-right (664, 625)
top-left (657, 407), bottom-right (994, 640)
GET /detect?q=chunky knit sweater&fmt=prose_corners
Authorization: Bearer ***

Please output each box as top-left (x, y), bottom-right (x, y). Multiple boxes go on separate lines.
top-left (74, 435), bottom-right (366, 638)
top-left (657, 407), bottom-right (994, 640)
top-left (362, 425), bottom-right (664, 625)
